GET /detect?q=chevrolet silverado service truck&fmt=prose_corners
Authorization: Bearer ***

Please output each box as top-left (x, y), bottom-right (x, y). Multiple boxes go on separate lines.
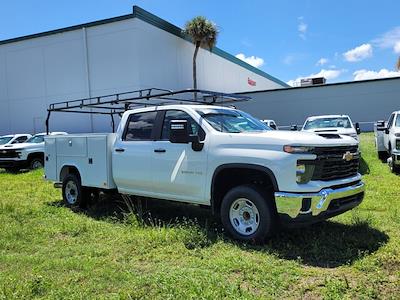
top-left (375, 110), bottom-right (400, 172)
top-left (44, 89), bottom-right (365, 242)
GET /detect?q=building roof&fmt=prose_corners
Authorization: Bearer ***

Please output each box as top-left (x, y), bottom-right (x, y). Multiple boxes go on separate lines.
top-left (0, 6), bottom-right (288, 87)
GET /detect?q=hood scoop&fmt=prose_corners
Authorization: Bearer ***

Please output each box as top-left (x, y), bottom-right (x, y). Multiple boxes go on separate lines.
top-left (315, 129), bottom-right (338, 132)
top-left (318, 133), bottom-right (342, 139)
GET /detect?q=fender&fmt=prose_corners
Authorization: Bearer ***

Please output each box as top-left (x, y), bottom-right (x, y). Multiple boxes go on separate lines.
top-left (210, 163), bottom-right (279, 213)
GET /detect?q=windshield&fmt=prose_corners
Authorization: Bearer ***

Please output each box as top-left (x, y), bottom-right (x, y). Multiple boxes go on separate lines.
top-left (0, 137), bottom-right (13, 145)
top-left (396, 115), bottom-right (400, 127)
top-left (26, 135), bottom-right (45, 143)
top-left (304, 117), bottom-right (352, 130)
top-left (196, 108), bottom-right (271, 133)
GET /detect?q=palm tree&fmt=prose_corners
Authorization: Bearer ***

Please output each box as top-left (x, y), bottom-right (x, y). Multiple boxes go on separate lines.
top-left (183, 16), bottom-right (218, 91)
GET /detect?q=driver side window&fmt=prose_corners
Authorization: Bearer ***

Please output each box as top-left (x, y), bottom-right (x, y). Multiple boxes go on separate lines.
top-left (387, 113), bottom-right (395, 129)
top-left (161, 110), bottom-right (205, 141)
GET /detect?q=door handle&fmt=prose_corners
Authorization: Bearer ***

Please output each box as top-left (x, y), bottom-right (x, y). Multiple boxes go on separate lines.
top-left (115, 148), bottom-right (125, 153)
top-left (154, 148), bottom-right (166, 153)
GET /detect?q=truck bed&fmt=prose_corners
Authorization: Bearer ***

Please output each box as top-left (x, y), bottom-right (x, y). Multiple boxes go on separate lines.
top-left (45, 133), bottom-right (117, 189)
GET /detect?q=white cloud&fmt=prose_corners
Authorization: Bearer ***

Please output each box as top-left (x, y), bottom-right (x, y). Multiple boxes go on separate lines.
top-left (394, 41), bottom-right (400, 54)
top-left (353, 69), bottom-right (400, 81)
top-left (235, 53), bottom-right (264, 68)
top-left (298, 16), bottom-right (307, 40)
top-left (343, 44), bottom-right (373, 62)
top-left (372, 27), bottom-right (400, 52)
top-left (287, 69), bottom-right (343, 86)
top-left (316, 58), bottom-right (328, 66)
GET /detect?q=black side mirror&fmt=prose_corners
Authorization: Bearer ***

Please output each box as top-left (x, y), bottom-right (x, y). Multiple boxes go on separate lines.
top-left (290, 125), bottom-right (298, 131)
top-left (385, 128), bottom-right (390, 134)
top-left (169, 120), bottom-right (190, 143)
top-left (376, 120), bottom-right (385, 128)
top-left (355, 122), bottom-right (361, 134)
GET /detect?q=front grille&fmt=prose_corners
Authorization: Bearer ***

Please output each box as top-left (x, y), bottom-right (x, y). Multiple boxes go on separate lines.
top-left (0, 150), bottom-right (19, 158)
top-left (311, 145), bottom-right (359, 181)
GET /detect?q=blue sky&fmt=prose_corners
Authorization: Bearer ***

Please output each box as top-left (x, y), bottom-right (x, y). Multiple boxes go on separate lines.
top-left (2, 0), bottom-right (400, 85)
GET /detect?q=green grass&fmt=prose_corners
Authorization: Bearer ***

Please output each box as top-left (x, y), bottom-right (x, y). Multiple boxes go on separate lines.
top-left (0, 133), bottom-right (399, 299)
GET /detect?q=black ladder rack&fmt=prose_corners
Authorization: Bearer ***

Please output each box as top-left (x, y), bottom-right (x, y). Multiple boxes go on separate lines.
top-left (46, 88), bottom-right (251, 133)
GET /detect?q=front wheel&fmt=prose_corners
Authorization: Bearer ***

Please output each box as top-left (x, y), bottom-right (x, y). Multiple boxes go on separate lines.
top-left (30, 157), bottom-right (44, 170)
top-left (390, 154), bottom-right (400, 174)
top-left (62, 174), bottom-right (87, 208)
top-left (220, 184), bottom-right (276, 243)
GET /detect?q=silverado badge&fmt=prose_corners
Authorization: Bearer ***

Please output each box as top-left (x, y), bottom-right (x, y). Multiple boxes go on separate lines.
top-left (342, 151), bottom-right (354, 162)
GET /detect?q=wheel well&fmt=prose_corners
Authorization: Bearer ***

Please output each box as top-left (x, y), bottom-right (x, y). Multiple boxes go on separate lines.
top-left (27, 152), bottom-right (44, 162)
top-left (59, 165), bottom-right (81, 183)
top-left (211, 165), bottom-right (277, 215)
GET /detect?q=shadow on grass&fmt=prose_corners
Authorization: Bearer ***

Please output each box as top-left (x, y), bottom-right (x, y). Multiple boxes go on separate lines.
top-left (359, 156), bottom-right (370, 175)
top-left (48, 195), bottom-right (388, 268)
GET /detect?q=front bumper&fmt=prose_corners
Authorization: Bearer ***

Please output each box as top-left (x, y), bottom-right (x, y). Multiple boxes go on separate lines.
top-left (0, 159), bottom-right (27, 169)
top-left (275, 181), bottom-right (365, 226)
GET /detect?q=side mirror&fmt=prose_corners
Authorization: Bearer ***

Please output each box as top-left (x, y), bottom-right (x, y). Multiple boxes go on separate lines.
top-left (385, 128), bottom-right (390, 134)
top-left (355, 122), bottom-right (361, 134)
top-left (169, 120), bottom-right (190, 143)
top-left (290, 125), bottom-right (298, 131)
top-left (376, 120), bottom-right (385, 128)
top-left (270, 124), bottom-right (277, 130)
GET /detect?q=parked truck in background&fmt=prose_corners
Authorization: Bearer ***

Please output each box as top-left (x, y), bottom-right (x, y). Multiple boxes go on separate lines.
top-left (45, 97), bottom-right (365, 242)
top-left (375, 111), bottom-right (400, 173)
top-left (0, 132), bottom-right (66, 172)
top-left (301, 115), bottom-right (361, 141)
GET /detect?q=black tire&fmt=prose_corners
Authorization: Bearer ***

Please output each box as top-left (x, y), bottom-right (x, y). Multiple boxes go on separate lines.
top-left (62, 174), bottom-right (87, 208)
top-left (390, 154), bottom-right (400, 174)
top-left (29, 157), bottom-right (44, 170)
top-left (220, 184), bottom-right (276, 243)
top-left (378, 151), bottom-right (388, 162)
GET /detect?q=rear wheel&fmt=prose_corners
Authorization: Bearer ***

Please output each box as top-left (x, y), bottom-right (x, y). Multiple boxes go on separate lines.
top-left (62, 174), bottom-right (87, 208)
top-left (378, 151), bottom-right (388, 161)
top-left (220, 184), bottom-right (276, 243)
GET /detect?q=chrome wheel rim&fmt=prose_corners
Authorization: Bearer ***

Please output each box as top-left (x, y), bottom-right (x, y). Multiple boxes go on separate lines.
top-left (32, 160), bottom-right (43, 169)
top-left (65, 181), bottom-right (78, 204)
top-left (229, 198), bottom-right (260, 236)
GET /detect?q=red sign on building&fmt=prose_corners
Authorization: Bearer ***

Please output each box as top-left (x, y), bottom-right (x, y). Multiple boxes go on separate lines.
top-left (248, 77), bottom-right (256, 86)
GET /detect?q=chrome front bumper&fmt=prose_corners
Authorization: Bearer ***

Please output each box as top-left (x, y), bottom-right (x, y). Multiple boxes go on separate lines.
top-left (274, 181), bottom-right (365, 221)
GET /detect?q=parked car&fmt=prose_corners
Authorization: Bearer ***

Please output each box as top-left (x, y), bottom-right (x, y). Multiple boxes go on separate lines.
top-left (261, 119), bottom-right (277, 130)
top-left (0, 132), bottom-right (67, 171)
top-left (301, 115), bottom-right (360, 141)
top-left (0, 134), bottom-right (32, 146)
top-left (45, 104), bottom-right (364, 242)
top-left (374, 111), bottom-right (400, 172)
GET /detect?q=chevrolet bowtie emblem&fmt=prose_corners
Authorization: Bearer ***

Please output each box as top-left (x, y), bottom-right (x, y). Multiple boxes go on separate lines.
top-left (342, 151), bottom-right (354, 162)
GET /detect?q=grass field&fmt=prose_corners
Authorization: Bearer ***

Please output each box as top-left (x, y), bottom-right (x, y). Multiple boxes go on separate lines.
top-left (0, 133), bottom-right (399, 299)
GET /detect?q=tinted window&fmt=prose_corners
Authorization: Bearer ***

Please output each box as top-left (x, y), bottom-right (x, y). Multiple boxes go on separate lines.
top-left (26, 135), bottom-right (45, 143)
top-left (161, 110), bottom-right (205, 141)
top-left (388, 113), bottom-right (395, 128)
top-left (124, 111), bottom-right (157, 141)
top-left (15, 136), bottom-right (28, 143)
top-left (196, 108), bottom-right (270, 133)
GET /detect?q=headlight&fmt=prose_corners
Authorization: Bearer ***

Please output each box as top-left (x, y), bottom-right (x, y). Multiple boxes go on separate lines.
top-left (296, 162), bottom-right (315, 184)
top-left (283, 145), bottom-right (314, 154)
top-left (395, 133), bottom-right (400, 137)
top-left (16, 151), bottom-right (22, 158)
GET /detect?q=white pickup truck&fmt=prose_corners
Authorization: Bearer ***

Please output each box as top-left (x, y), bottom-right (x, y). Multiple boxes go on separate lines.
top-left (300, 115), bottom-right (360, 141)
top-left (375, 111), bottom-right (400, 172)
top-left (0, 132), bottom-right (66, 171)
top-left (45, 103), bottom-right (365, 242)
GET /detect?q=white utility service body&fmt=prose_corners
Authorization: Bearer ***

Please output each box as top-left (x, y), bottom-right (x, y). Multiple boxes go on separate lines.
top-left (45, 104), bottom-right (365, 241)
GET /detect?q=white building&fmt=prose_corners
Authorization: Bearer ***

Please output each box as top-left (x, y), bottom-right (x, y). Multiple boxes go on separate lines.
top-left (0, 6), bottom-right (287, 134)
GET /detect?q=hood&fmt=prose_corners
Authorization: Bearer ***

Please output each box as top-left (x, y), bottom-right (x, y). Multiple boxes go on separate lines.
top-left (221, 130), bottom-right (358, 147)
top-left (302, 127), bottom-right (356, 134)
top-left (0, 142), bottom-right (44, 150)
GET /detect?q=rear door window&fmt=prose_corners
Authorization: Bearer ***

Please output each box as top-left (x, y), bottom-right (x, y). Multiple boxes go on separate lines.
top-left (124, 111), bottom-right (157, 141)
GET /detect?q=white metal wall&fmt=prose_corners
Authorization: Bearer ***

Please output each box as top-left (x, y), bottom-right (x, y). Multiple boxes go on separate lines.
top-left (0, 17), bottom-right (284, 135)
top-left (237, 77), bottom-right (400, 131)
